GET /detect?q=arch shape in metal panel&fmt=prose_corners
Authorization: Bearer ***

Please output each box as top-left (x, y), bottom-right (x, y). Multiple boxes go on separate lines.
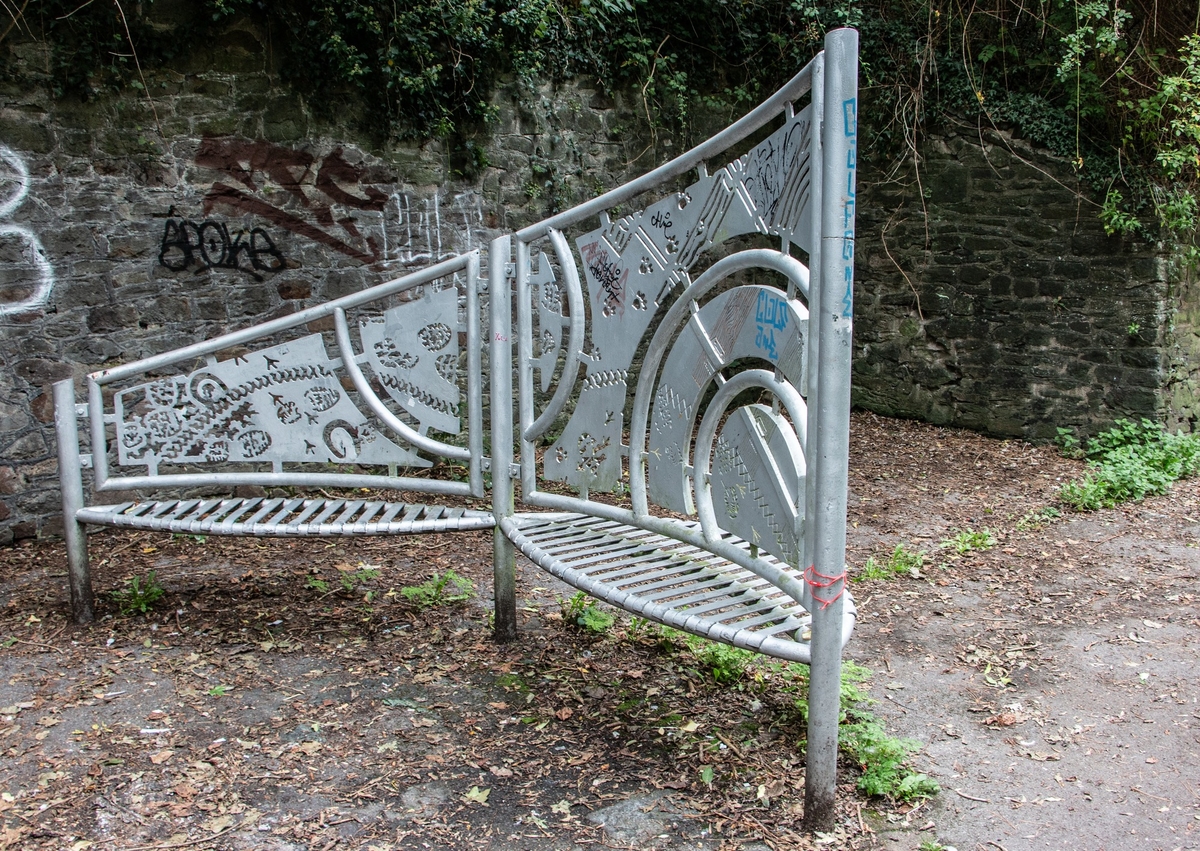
top-left (628, 248), bottom-right (810, 520)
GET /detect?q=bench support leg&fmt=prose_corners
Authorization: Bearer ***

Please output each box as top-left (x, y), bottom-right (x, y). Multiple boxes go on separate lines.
top-left (492, 529), bottom-right (517, 642)
top-left (804, 26), bottom-right (858, 832)
top-left (488, 235), bottom-right (518, 642)
top-left (54, 379), bottom-right (94, 624)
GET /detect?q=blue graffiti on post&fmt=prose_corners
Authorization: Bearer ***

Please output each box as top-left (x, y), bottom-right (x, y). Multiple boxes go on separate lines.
top-left (841, 98), bottom-right (857, 318)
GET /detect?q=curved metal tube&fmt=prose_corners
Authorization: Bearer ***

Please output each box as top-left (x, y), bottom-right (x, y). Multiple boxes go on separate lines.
top-left (691, 368), bottom-right (808, 551)
top-left (333, 307), bottom-right (471, 461)
top-left (525, 228), bottom-right (587, 441)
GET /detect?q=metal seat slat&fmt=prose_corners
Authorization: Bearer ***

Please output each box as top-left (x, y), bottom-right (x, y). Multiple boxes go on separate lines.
top-left (166, 500), bottom-right (204, 522)
top-left (196, 499), bottom-right (248, 533)
top-left (146, 501), bottom-right (182, 519)
top-left (289, 499), bottom-right (328, 526)
top-left (333, 500), bottom-right (366, 525)
top-left (400, 503), bottom-right (426, 522)
top-left (215, 498), bottom-right (267, 532)
top-left (244, 498), bottom-right (286, 527)
top-left (307, 500), bottom-right (347, 528)
top-left (377, 502), bottom-right (408, 524)
top-left (267, 498), bottom-right (307, 527)
top-left (627, 571), bottom-right (742, 602)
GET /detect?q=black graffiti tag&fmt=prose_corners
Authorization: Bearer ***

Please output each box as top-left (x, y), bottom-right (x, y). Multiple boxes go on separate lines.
top-left (158, 218), bottom-right (286, 281)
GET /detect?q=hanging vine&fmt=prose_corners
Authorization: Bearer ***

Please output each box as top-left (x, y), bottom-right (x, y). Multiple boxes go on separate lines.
top-left (1, 0), bottom-right (1196, 250)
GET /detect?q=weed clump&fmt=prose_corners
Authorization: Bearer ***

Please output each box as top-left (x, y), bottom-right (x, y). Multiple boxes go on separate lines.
top-left (1059, 418), bottom-right (1200, 510)
top-left (940, 528), bottom-right (997, 554)
top-left (561, 592), bottom-right (616, 634)
top-left (856, 543), bottom-right (925, 581)
top-left (110, 571), bottom-right (165, 616)
top-left (400, 570), bottom-right (473, 608)
top-left (840, 719), bottom-right (940, 800)
top-left (621, 623), bottom-right (938, 801)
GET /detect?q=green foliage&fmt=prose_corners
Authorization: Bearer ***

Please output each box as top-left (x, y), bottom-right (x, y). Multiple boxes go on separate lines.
top-left (110, 571), bottom-right (165, 616)
top-left (855, 543), bottom-right (925, 581)
top-left (305, 576), bottom-right (330, 594)
top-left (940, 528), bottom-right (997, 554)
top-left (400, 570), bottom-right (474, 608)
top-left (16, 0), bottom-right (1195, 254)
top-left (1016, 505), bottom-right (1061, 531)
top-left (840, 719), bottom-right (940, 800)
top-left (584, 614), bottom-right (935, 801)
top-left (684, 635), bottom-right (755, 685)
top-left (1059, 418), bottom-right (1200, 510)
top-left (561, 592), bottom-right (615, 634)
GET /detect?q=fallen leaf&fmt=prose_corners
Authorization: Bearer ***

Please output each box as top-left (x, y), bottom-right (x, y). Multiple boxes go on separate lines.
top-left (203, 814), bottom-right (234, 833)
top-left (551, 799), bottom-right (571, 815)
top-left (463, 786), bottom-right (490, 805)
top-left (149, 750), bottom-right (174, 765)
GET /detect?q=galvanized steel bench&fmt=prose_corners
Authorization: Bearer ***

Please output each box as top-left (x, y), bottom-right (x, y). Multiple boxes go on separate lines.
top-left (56, 32), bottom-right (861, 816)
top-left (56, 27), bottom-right (860, 822)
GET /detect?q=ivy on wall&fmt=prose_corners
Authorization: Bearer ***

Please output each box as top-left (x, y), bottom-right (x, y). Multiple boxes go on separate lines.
top-left (1, 0), bottom-right (1197, 249)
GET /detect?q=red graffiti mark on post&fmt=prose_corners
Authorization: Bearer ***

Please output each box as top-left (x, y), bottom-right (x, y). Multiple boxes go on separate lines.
top-left (195, 137), bottom-right (389, 265)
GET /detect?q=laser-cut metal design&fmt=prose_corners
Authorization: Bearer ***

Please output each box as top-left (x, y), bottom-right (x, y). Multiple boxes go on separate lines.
top-left (114, 333), bottom-right (424, 472)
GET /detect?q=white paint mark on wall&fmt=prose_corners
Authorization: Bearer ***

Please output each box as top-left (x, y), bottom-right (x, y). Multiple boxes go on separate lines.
top-left (377, 190), bottom-right (485, 269)
top-left (0, 145), bottom-right (55, 317)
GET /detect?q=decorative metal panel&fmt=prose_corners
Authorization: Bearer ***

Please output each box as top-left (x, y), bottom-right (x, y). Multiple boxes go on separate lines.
top-left (358, 285), bottom-right (462, 437)
top-left (529, 250), bottom-right (565, 393)
top-left (709, 404), bottom-right (804, 565)
top-left (542, 105), bottom-right (814, 493)
top-left (114, 333), bottom-right (426, 473)
top-left (647, 285), bottom-right (808, 513)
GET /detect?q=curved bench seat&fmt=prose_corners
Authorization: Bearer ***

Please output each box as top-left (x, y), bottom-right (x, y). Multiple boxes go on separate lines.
top-left (76, 498), bottom-right (495, 537)
top-left (504, 512), bottom-right (855, 664)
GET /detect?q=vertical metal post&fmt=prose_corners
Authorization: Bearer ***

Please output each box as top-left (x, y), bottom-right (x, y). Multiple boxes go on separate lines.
top-left (489, 235), bottom-right (518, 642)
top-left (804, 26), bottom-right (858, 833)
top-left (53, 379), bottom-right (94, 624)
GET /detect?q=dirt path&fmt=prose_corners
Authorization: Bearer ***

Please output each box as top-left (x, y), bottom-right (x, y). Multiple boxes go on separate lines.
top-left (0, 413), bottom-right (1197, 851)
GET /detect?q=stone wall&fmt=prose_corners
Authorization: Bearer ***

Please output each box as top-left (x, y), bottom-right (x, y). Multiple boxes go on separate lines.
top-left (0, 25), bottom-right (1194, 542)
top-left (852, 124), bottom-right (1189, 441)
top-left (0, 26), bottom-right (652, 543)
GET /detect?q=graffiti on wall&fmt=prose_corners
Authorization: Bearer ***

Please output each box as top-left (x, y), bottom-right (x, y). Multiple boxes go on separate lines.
top-left (194, 137), bottom-right (484, 270)
top-left (158, 215), bottom-right (286, 281)
top-left (0, 145), bottom-right (54, 317)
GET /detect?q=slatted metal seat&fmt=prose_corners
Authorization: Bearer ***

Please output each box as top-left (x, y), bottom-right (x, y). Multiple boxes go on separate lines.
top-left (76, 498), bottom-right (494, 537)
top-left (505, 512), bottom-right (856, 662)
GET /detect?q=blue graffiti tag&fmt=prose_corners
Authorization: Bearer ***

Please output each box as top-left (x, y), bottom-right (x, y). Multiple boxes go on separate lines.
top-left (841, 98), bottom-right (857, 318)
top-left (755, 289), bottom-right (789, 360)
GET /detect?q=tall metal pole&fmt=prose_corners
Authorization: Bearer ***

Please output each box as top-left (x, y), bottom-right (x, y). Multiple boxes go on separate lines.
top-left (489, 235), bottom-right (518, 642)
top-left (54, 379), bottom-right (94, 624)
top-left (804, 26), bottom-right (858, 832)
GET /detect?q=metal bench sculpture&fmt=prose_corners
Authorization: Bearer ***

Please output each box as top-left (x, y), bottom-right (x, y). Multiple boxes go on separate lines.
top-left (55, 29), bottom-right (858, 823)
